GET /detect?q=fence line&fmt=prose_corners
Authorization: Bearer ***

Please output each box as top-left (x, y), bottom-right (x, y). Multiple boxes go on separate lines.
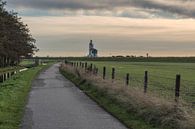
top-left (64, 61), bottom-right (194, 106)
top-left (0, 70), bottom-right (18, 83)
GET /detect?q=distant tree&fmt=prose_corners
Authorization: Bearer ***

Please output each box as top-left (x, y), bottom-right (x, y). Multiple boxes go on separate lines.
top-left (116, 55), bottom-right (124, 58)
top-left (0, 0), bottom-right (38, 67)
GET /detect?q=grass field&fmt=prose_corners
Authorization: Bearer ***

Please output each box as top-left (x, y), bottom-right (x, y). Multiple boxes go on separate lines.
top-left (0, 64), bottom-right (50, 129)
top-left (61, 63), bottom-right (195, 129)
top-left (76, 61), bottom-right (195, 105)
top-left (66, 56), bottom-right (195, 63)
top-left (20, 59), bottom-right (35, 66)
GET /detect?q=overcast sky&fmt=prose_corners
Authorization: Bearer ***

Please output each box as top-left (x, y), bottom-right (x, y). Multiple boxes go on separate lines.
top-left (5, 0), bottom-right (195, 57)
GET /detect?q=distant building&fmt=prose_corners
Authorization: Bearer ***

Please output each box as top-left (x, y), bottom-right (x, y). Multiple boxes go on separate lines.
top-left (88, 40), bottom-right (98, 58)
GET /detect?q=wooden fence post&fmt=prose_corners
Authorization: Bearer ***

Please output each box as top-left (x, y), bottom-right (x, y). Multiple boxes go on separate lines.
top-left (0, 74), bottom-right (3, 83)
top-left (7, 72), bottom-right (10, 79)
top-left (144, 71), bottom-right (148, 93)
top-left (85, 62), bottom-right (88, 71)
top-left (3, 73), bottom-right (6, 81)
top-left (11, 71), bottom-right (14, 76)
top-left (112, 68), bottom-right (115, 81)
top-left (175, 74), bottom-right (181, 102)
top-left (103, 67), bottom-right (106, 80)
top-left (126, 73), bottom-right (129, 86)
top-left (90, 63), bottom-right (93, 72)
top-left (80, 62), bottom-right (82, 67)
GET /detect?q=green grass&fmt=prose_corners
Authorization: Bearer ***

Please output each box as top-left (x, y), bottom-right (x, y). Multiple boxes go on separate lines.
top-left (66, 57), bottom-right (195, 63)
top-left (0, 64), bottom-right (50, 129)
top-left (20, 59), bottom-right (35, 66)
top-left (60, 64), bottom-right (195, 129)
top-left (0, 67), bottom-right (19, 73)
top-left (60, 68), bottom-right (162, 129)
top-left (75, 61), bottom-right (195, 105)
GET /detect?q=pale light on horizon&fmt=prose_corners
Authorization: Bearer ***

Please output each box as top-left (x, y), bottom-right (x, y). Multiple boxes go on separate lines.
top-left (22, 16), bottom-right (195, 57)
top-left (6, 0), bottom-right (195, 57)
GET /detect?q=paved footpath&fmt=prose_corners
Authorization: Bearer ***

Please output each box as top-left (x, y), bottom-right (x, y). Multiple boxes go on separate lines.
top-left (21, 64), bottom-right (128, 129)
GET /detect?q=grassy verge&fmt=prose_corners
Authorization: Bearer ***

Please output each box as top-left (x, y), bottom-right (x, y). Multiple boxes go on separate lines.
top-left (71, 61), bottom-right (195, 104)
top-left (0, 64), bottom-right (51, 129)
top-left (60, 67), bottom-right (160, 129)
top-left (60, 65), bottom-right (195, 129)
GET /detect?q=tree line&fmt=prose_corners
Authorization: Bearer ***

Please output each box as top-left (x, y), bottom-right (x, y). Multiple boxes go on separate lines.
top-left (0, 0), bottom-right (38, 67)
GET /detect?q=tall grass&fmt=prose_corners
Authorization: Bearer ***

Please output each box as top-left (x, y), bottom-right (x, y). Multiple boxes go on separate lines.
top-left (77, 61), bottom-right (195, 105)
top-left (60, 64), bottom-right (195, 129)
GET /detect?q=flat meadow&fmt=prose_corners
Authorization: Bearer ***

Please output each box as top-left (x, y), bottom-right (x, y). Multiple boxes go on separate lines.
top-left (81, 61), bottom-right (195, 105)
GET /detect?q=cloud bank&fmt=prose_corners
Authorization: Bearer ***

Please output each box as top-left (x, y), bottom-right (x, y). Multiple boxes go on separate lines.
top-left (7, 0), bottom-right (195, 18)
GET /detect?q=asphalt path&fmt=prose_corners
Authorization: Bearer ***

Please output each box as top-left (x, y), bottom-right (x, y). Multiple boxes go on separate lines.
top-left (21, 64), bottom-right (128, 129)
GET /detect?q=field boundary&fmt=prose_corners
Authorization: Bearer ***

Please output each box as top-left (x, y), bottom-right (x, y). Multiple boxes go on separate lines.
top-left (66, 61), bottom-right (195, 106)
top-left (60, 63), bottom-right (195, 129)
top-left (59, 66), bottom-right (161, 129)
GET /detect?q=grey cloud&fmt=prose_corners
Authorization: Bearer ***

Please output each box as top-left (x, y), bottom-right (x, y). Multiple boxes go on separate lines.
top-left (131, 0), bottom-right (195, 18)
top-left (7, 0), bottom-right (115, 10)
top-left (6, 0), bottom-right (195, 18)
